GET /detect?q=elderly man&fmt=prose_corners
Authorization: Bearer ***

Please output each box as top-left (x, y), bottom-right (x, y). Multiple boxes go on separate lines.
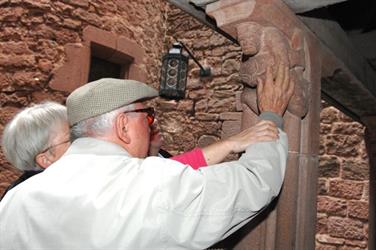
top-left (0, 63), bottom-right (293, 249)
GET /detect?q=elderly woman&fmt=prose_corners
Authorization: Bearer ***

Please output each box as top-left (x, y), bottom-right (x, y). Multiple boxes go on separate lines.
top-left (1, 101), bottom-right (70, 199)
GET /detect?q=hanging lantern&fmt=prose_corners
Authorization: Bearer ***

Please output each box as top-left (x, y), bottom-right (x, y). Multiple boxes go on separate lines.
top-left (159, 42), bottom-right (189, 99)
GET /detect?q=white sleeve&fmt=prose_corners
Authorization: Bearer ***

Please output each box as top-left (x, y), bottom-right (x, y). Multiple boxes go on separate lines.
top-left (159, 130), bottom-right (288, 249)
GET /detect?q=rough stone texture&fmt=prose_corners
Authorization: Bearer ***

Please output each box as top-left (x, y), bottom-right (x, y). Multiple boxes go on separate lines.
top-left (317, 101), bottom-right (369, 249)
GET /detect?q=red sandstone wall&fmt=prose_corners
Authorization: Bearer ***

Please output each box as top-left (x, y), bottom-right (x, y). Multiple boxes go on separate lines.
top-left (0, 0), bottom-right (168, 194)
top-left (317, 102), bottom-right (369, 249)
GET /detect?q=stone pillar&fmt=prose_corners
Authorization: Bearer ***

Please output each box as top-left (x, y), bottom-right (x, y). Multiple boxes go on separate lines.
top-left (206, 0), bottom-right (321, 249)
top-left (362, 116), bottom-right (376, 250)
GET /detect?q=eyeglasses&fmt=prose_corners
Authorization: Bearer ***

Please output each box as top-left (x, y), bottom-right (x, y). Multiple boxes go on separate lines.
top-left (40, 139), bottom-right (70, 154)
top-left (123, 107), bottom-right (155, 125)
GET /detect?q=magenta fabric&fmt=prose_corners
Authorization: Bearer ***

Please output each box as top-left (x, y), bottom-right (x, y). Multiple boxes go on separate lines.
top-left (171, 148), bottom-right (208, 169)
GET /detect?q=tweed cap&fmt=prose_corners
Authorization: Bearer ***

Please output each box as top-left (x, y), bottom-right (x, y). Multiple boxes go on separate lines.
top-left (66, 78), bottom-right (158, 126)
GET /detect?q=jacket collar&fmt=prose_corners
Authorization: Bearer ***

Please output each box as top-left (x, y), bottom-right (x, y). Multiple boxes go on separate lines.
top-left (65, 137), bottom-right (131, 157)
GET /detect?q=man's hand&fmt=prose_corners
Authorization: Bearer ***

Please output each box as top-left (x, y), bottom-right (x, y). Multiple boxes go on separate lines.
top-left (257, 63), bottom-right (295, 116)
top-left (226, 120), bottom-right (279, 153)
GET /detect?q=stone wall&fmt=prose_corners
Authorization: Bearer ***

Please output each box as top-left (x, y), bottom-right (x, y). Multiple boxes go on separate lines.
top-left (0, 0), bottom-right (168, 194)
top-left (317, 102), bottom-right (369, 249)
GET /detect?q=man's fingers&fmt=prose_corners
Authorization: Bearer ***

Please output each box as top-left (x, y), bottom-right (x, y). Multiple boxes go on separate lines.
top-left (265, 66), bottom-right (273, 87)
top-left (283, 66), bottom-right (290, 91)
top-left (276, 63), bottom-right (285, 86)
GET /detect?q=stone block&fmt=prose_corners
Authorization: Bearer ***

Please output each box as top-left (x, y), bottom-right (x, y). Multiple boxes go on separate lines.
top-left (0, 41), bottom-right (31, 54)
top-left (188, 89), bottom-right (208, 100)
top-left (320, 107), bottom-right (340, 124)
top-left (316, 214), bottom-right (329, 234)
top-left (325, 134), bottom-right (363, 157)
top-left (319, 155), bottom-right (340, 178)
top-left (332, 122), bottom-right (364, 136)
top-left (63, 18), bottom-right (82, 30)
top-left (317, 178), bottom-right (328, 195)
top-left (194, 99), bottom-right (208, 112)
top-left (320, 123), bottom-right (332, 135)
top-left (0, 54), bottom-right (36, 68)
top-left (317, 196), bottom-right (347, 216)
top-left (177, 100), bottom-right (194, 112)
top-left (221, 58), bottom-right (239, 76)
top-left (343, 239), bottom-right (368, 248)
top-left (314, 243), bottom-right (337, 250)
top-left (348, 201), bottom-right (369, 220)
top-left (219, 112), bottom-right (242, 121)
top-left (329, 180), bottom-right (364, 200)
top-left (156, 99), bottom-right (178, 111)
top-left (328, 217), bottom-right (366, 240)
top-left (316, 234), bottom-right (345, 245)
top-left (62, 0), bottom-right (89, 8)
top-left (342, 160), bottom-right (369, 181)
top-left (221, 120), bottom-right (241, 139)
top-left (195, 112), bottom-right (219, 121)
top-left (0, 106), bottom-right (20, 125)
top-left (37, 59), bottom-right (53, 73)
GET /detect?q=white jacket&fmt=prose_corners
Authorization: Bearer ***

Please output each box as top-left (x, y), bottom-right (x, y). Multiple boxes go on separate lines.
top-left (0, 133), bottom-right (288, 250)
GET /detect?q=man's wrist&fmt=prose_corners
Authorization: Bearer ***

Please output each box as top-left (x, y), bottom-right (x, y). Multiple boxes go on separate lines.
top-left (259, 111), bottom-right (283, 129)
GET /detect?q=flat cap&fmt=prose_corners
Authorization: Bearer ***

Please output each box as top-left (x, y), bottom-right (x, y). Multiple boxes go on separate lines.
top-left (66, 78), bottom-right (158, 126)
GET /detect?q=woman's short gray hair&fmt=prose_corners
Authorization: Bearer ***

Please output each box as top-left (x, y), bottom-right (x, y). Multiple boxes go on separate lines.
top-left (1, 101), bottom-right (67, 171)
top-left (70, 104), bottom-right (135, 140)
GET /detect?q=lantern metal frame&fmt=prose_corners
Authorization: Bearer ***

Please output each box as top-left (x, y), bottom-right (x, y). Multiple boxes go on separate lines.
top-left (159, 41), bottom-right (211, 100)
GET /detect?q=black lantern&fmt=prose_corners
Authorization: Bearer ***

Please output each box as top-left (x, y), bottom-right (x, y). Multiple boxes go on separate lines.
top-left (160, 42), bottom-right (211, 99)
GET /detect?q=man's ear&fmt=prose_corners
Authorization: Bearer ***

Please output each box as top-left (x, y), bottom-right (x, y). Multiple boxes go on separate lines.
top-left (35, 153), bottom-right (50, 169)
top-left (116, 113), bottom-right (131, 144)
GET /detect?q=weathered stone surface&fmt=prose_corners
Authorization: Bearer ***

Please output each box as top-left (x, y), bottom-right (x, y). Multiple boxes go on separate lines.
top-left (332, 122), bottom-right (364, 136)
top-left (195, 112), bottom-right (219, 121)
top-left (329, 180), bottom-right (364, 200)
top-left (328, 217), bottom-right (366, 240)
top-left (316, 213), bottom-right (329, 234)
top-left (219, 112), bottom-right (242, 121)
top-left (348, 201), bottom-right (369, 220)
top-left (315, 244), bottom-right (337, 250)
top-left (316, 234), bottom-right (345, 245)
top-left (0, 106), bottom-right (20, 125)
top-left (342, 160), bottom-right (369, 181)
top-left (343, 239), bottom-right (368, 248)
top-left (319, 155), bottom-right (340, 178)
top-left (320, 123), bottom-right (332, 134)
top-left (321, 107), bottom-right (340, 124)
top-left (318, 178), bottom-right (328, 195)
top-left (317, 196), bottom-right (347, 216)
top-left (325, 134), bottom-right (363, 157)
top-left (177, 100), bottom-right (194, 112)
top-left (221, 120), bottom-right (241, 139)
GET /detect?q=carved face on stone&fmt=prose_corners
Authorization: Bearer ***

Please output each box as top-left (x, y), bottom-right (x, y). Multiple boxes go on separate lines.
top-left (237, 22), bottom-right (262, 56)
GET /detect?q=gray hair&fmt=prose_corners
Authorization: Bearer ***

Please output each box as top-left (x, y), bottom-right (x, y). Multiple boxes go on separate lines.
top-left (1, 101), bottom-right (67, 171)
top-left (70, 103), bottom-right (136, 140)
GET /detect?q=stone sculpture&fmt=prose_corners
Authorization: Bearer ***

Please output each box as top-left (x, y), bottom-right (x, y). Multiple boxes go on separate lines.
top-left (237, 21), bottom-right (309, 118)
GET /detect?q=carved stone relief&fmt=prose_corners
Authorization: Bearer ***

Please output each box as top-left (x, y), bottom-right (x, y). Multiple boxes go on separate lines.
top-left (237, 21), bottom-right (309, 119)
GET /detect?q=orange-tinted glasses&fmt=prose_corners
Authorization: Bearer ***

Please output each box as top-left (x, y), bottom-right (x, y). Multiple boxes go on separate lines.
top-left (123, 107), bottom-right (155, 125)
